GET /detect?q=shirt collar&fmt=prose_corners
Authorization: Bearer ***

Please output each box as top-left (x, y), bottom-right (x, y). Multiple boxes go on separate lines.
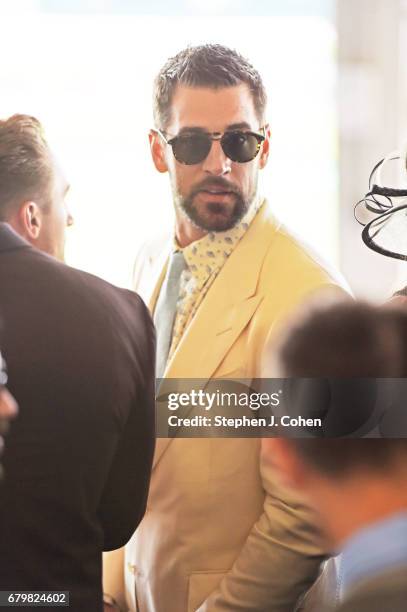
top-left (340, 510), bottom-right (407, 599)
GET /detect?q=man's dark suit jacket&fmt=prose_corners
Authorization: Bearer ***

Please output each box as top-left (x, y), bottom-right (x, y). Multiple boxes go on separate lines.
top-left (0, 224), bottom-right (155, 611)
top-left (336, 568), bottom-right (407, 612)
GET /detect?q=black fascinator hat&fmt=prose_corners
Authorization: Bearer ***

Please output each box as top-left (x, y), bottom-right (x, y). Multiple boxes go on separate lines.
top-left (355, 148), bottom-right (407, 260)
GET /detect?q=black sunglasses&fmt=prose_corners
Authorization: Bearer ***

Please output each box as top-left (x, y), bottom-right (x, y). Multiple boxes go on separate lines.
top-left (157, 128), bottom-right (266, 165)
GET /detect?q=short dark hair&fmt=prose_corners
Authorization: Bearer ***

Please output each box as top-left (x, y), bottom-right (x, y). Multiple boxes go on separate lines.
top-left (153, 44), bottom-right (267, 130)
top-left (0, 114), bottom-right (53, 220)
top-left (275, 300), bottom-right (407, 477)
top-left (277, 300), bottom-right (403, 378)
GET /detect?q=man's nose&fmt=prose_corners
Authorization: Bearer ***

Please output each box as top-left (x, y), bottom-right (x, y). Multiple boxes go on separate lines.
top-left (202, 139), bottom-right (232, 176)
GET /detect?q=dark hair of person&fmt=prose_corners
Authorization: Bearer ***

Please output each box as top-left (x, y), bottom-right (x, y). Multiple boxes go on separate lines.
top-left (153, 44), bottom-right (267, 130)
top-left (276, 300), bottom-right (407, 477)
top-left (0, 114), bottom-right (53, 220)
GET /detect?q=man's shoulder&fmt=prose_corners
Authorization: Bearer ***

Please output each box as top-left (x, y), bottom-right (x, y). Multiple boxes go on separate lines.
top-left (15, 245), bottom-right (148, 321)
top-left (65, 262), bottom-right (150, 326)
top-left (260, 210), bottom-right (348, 291)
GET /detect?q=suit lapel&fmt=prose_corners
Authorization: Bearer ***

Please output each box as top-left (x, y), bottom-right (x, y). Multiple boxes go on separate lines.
top-left (152, 203), bottom-right (280, 468)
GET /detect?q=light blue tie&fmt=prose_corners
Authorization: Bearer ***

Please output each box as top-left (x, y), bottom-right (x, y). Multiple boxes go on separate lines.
top-left (154, 251), bottom-right (187, 379)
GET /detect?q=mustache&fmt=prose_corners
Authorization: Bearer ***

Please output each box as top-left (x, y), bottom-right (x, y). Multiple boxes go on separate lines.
top-left (189, 177), bottom-right (241, 197)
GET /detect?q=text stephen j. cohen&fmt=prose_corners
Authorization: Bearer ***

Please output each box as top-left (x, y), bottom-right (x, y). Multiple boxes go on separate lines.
top-left (164, 390), bottom-right (322, 429)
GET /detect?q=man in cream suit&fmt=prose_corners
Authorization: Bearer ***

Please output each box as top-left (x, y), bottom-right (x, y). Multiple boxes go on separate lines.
top-left (104, 44), bottom-right (346, 612)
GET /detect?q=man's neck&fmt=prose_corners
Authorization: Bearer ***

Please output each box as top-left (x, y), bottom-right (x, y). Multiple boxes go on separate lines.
top-left (175, 215), bottom-right (207, 248)
top-left (318, 476), bottom-right (407, 550)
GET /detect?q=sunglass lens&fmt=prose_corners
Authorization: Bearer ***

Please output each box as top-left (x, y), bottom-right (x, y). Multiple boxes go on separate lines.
top-left (173, 134), bottom-right (211, 165)
top-left (222, 132), bottom-right (260, 163)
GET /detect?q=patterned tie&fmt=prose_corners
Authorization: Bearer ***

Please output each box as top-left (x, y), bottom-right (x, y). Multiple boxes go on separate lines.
top-left (154, 251), bottom-right (187, 379)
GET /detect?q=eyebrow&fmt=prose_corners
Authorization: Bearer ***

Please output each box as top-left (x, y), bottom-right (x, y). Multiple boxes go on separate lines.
top-left (226, 122), bottom-right (252, 131)
top-left (177, 121), bottom-right (252, 135)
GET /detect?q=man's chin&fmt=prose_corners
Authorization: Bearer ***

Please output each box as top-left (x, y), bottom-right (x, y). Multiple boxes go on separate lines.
top-left (189, 213), bottom-right (237, 233)
top-left (183, 201), bottom-right (246, 233)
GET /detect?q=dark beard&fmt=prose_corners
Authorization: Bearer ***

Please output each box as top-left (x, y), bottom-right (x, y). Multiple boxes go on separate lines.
top-left (177, 177), bottom-right (252, 232)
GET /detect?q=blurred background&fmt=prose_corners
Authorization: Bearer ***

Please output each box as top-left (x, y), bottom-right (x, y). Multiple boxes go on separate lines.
top-left (0, 0), bottom-right (406, 299)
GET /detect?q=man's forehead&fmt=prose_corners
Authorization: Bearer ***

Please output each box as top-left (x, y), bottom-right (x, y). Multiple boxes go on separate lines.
top-left (168, 83), bottom-right (258, 132)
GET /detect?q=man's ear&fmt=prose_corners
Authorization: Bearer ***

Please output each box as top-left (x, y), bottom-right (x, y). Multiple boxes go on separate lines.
top-left (149, 130), bottom-right (168, 173)
top-left (10, 201), bottom-right (43, 242)
top-left (259, 123), bottom-right (271, 170)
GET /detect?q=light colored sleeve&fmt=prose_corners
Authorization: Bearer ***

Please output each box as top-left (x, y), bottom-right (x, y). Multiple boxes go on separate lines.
top-left (196, 441), bottom-right (328, 612)
top-left (103, 548), bottom-right (127, 611)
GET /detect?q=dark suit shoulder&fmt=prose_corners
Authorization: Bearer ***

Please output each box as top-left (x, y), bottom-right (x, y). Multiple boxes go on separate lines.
top-left (9, 244), bottom-right (152, 329)
top-left (28, 246), bottom-right (145, 301)
top-left (0, 245), bottom-right (155, 419)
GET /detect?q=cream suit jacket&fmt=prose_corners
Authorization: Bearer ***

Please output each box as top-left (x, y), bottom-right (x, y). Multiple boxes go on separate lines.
top-left (103, 201), bottom-right (347, 612)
